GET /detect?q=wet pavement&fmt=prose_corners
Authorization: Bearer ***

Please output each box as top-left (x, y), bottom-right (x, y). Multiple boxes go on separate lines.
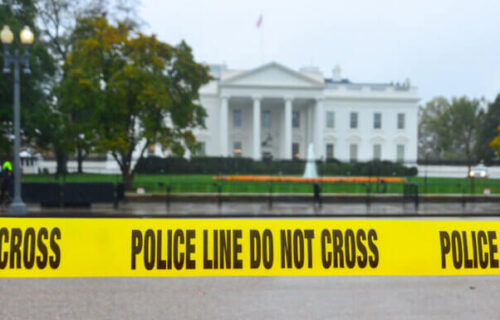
top-left (7, 199), bottom-right (500, 217)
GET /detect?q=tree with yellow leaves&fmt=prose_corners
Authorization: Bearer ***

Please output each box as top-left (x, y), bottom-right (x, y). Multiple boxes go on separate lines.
top-left (62, 17), bottom-right (211, 188)
top-left (490, 126), bottom-right (500, 157)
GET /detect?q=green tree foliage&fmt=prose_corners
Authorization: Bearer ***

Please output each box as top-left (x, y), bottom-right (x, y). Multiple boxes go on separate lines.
top-left (418, 96), bottom-right (450, 159)
top-left (36, 0), bottom-right (141, 174)
top-left (418, 96), bottom-right (482, 168)
top-left (63, 17), bottom-right (210, 188)
top-left (445, 97), bottom-right (482, 169)
top-left (475, 94), bottom-right (500, 163)
top-left (0, 0), bottom-right (54, 155)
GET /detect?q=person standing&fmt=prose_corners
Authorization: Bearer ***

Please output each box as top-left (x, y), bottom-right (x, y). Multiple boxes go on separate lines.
top-left (313, 182), bottom-right (322, 208)
top-left (1, 161), bottom-right (13, 203)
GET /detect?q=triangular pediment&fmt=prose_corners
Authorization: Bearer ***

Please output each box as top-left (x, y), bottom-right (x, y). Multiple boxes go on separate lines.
top-left (221, 62), bottom-right (324, 88)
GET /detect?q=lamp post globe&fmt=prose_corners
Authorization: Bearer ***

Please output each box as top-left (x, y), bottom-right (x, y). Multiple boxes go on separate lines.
top-left (20, 26), bottom-right (34, 45)
top-left (1, 26), bottom-right (14, 44)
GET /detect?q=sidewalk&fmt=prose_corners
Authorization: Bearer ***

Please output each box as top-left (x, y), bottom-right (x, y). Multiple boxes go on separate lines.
top-left (5, 200), bottom-right (500, 217)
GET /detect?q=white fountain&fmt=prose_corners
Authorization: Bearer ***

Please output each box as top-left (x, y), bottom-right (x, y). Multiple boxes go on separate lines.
top-left (303, 143), bottom-right (318, 178)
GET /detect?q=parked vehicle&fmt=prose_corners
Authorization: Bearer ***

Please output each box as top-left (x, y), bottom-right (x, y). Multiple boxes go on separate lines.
top-left (468, 165), bottom-right (488, 178)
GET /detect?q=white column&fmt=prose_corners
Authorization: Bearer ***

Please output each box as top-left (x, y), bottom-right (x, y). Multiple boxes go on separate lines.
top-left (220, 96), bottom-right (229, 156)
top-left (307, 104), bottom-right (314, 145)
top-left (252, 96), bottom-right (261, 160)
top-left (314, 98), bottom-right (324, 160)
top-left (283, 96), bottom-right (293, 159)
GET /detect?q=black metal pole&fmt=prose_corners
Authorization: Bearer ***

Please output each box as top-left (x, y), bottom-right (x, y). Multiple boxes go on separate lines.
top-left (3, 45), bottom-right (30, 215)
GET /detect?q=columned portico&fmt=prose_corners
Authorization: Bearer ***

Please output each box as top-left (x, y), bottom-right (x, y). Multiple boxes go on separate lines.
top-left (220, 95), bottom-right (318, 160)
top-left (220, 96), bottom-right (229, 156)
top-left (252, 96), bottom-right (261, 160)
top-left (215, 63), bottom-right (336, 160)
top-left (197, 62), bottom-right (418, 163)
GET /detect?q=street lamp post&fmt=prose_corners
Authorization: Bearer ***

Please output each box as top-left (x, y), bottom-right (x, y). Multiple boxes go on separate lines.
top-left (1, 25), bottom-right (34, 215)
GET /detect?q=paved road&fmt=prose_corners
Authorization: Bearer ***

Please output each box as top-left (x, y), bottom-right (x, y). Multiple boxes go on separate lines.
top-left (0, 276), bottom-right (499, 319)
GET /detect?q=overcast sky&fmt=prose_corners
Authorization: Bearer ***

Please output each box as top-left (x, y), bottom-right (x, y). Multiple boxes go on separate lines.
top-left (140, 0), bottom-right (500, 104)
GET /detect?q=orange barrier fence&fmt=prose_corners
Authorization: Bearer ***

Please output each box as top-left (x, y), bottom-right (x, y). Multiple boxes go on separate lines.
top-left (212, 176), bottom-right (406, 183)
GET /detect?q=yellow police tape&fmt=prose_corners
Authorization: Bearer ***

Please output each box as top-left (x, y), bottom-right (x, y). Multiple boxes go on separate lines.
top-left (0, 218), bottom-right (499, 277)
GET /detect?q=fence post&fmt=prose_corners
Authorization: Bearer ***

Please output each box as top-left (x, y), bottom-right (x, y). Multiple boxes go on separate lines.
top-left (59, 181), bottom-right (64, 208)
top-left (468, 178), bottom-right (475, 206)
top-left (113, 183), bottom-right (119, 209)
top-left (424, 158), bottom-right (428, 195)
top-left (413, 184), bottom-right (419, 210)
top-left (460, 184), bottom-right (466, 208)
top-left (166, 184), bottom-right (171, 211)
top-left (215, 183), bottom-right (222, 208)
top-left (268, 182), bottom-right (273, 209)
top-left (366, 183), bottom-right (371, 208)
top-left (403, 183), bottom-right (407, 206)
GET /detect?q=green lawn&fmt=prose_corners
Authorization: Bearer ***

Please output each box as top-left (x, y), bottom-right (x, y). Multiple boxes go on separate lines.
top-left (21, 174), bottom-right (500, 195)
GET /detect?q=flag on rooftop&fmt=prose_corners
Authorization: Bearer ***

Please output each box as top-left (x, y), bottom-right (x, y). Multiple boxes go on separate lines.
top-left (256, 14), bottom-right (263, 28)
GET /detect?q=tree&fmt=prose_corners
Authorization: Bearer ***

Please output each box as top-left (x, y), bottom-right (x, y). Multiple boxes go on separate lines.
top-left (490, 126), bottom-right (500, 157)
top-left (63, 17), bottom-right (210, 188)
top-left (418, 96), bottom-right (483, 168)
top-left (418, 96), bottom-right (450, 160)
top-left (445, 96), bottom-right (483, 169)
top-left (0, 1), bottom-right (55, 156)
top-left (476, 94), bottom-right (500, 164)
top-left (36, 0), bottom-right (142, 173)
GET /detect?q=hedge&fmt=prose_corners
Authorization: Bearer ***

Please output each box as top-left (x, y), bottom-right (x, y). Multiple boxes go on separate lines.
top-left (135, 156), bottom-right (418, 176)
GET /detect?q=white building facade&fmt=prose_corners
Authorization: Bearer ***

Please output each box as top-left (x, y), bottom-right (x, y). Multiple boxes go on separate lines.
top-left (194, 62), bottom-right (419, 162)
top-left (38, 61), bottom-right (420, 175)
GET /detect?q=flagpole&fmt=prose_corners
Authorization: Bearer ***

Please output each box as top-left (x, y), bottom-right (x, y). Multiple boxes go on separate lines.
top-left (260, 23), bottom-right (263, 64)
top-left (257, 13), bottom-right (263, 64)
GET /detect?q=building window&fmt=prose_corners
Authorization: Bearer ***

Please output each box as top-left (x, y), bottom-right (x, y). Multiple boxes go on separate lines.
top-left (292, 111), bottom-right (300, 128)
top-left (262, 111), bottom-right (271, 128)
top-left (233, 141), bottom-right (242, 157)
top-left (374, 112), bottom-right (382, 129)
top-left (350, 112), bottom-right (358, 129)
top-left (233, 110), bottom-right (242, 127)
top-left (199, 142), bottom-right (206, 156)
top-left (397, 113), bottom-right (405, 129)
top-left (349, 144), bottom-right (358, 162)
top-left (373, 144), bottom-right (381, 160)
top-left (292, 143), bottom-right (300, 159)
top-left (326, 111), bottom-right (335, 128)
top-left (326, 143), bottom-right (334, 159)
top-left (397, 144), bottom-right (405, 162)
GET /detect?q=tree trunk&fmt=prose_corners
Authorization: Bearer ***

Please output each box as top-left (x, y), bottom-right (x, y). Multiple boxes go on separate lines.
top-left (122, 170), bottom-right (134, 191)
top-left (56, 152), bottom-right (68, 178)
top-left (465, 140), bottom-right (472, 172)
top-left (77, 147), bottom-right (83, 174)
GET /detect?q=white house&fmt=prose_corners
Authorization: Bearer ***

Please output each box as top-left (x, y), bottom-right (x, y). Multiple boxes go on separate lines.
top-left (40, 61), bottom-right (421, 174)
top-left (192, 62), bottom-right (419, 162)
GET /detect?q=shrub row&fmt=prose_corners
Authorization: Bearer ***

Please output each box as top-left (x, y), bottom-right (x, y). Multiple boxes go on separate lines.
top-left (135, 156), bottom-right (418, 176)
